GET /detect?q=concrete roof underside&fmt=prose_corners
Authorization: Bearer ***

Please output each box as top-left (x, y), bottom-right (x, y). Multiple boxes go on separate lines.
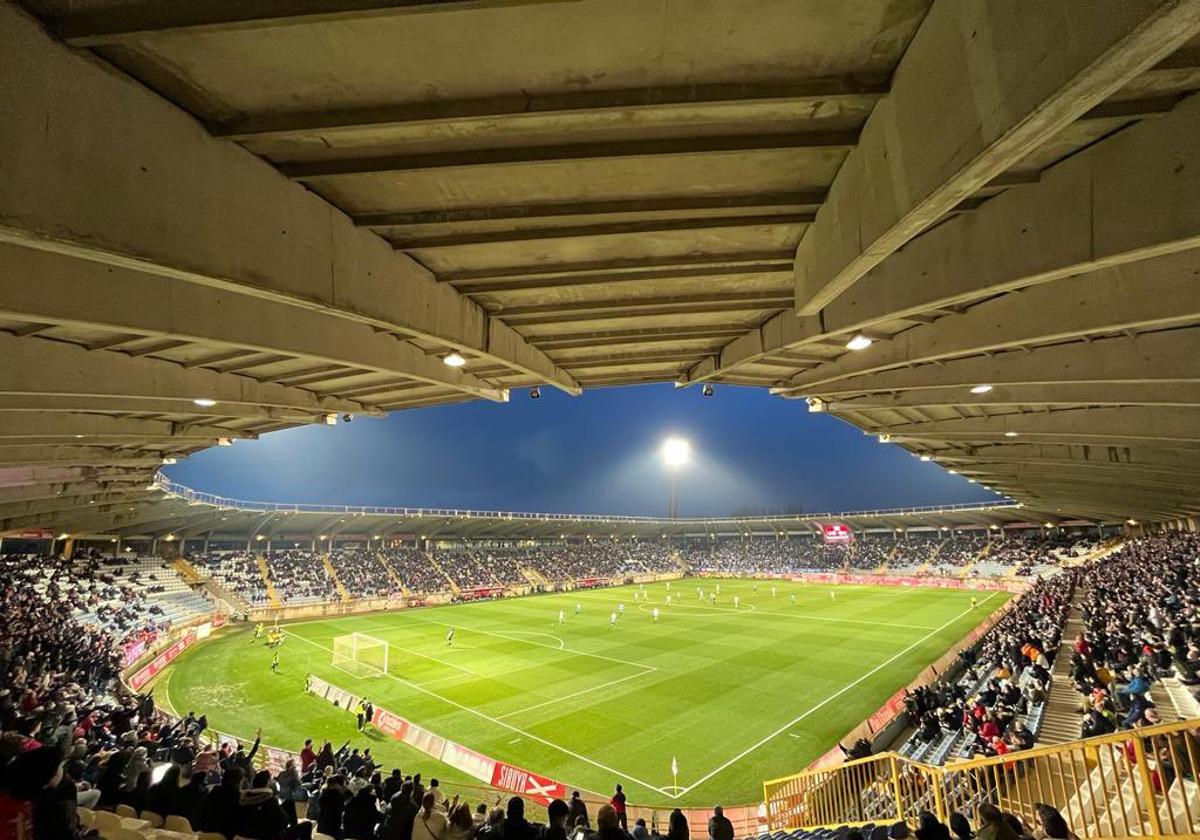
top-left (3, 0), bottom-right (1200, 534)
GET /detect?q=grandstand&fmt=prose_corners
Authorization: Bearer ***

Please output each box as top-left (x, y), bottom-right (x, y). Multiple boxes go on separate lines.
top-left (3, 2), bottom-right (1200, 839)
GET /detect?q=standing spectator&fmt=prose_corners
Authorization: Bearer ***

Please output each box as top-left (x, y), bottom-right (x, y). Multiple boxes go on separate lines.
top-left (610, 784), bottom-right (627, 831)
top-left (707, 806), bottom-right (734, 840)
top-left (277, 758), bottom-right (304, 828)
top-left (595, 805), bottom-right (627, 840)
top-left (568, 790), bottom-right (590, 829)
top-left (300, 739), bottom-right (316, 774)
top-left (378, 780), bottom-right (417, 840)
top-left (501, 795), bottom-right (537, 840)
top-left (668, 809), bottom-right (690, 840)
top-left (544, 798), bottom-right (571, 840)
top-left (344, 783), bottom-right (382, 840)
top-left (317, 775), bottom-right (348, 840)
top-left (447, 801), bottom-right (476, 840)
top-left (412, 790), bottom-right (448, 840)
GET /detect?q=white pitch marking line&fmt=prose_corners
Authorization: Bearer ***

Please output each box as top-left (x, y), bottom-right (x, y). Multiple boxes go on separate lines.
top-left (282, 628), bottom-right (673, 797)
top-left (496, 667), bottom-right (657, 721)
top-left (671, 592), bottom-right (998, 797)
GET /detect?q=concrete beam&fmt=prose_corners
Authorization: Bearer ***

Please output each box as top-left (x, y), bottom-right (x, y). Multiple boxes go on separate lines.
top-left (0, 333), bottom-right (376, 418)
top-left (687, 82), bottom-right (1200, 384)
top-left (876, 406), bottom-right (1200, 446)
top-left (822, 381), bottom-right (1200, 412)
top-left (0, 6), bottom-right (578, 395)
top-left (214, 78), bottom-right (884, 140)
top-left (0, 395), bottom-right (335, 424)
top-left (51, 0), bottom-right (578, 45)
top-left (279, 133), bottom-right (857, 179)
top-left (0, 243), bottom-right (507, 402)
top-left (777, 330), bottom-right (1200, 397)
top-left (0, 446), bottom-right (169, 468)
top-left (499, 291), bottom-right (792, 326)
top-left (792, 0), bottom-right (1200, 313)
top-left (387, 214), bottom-right (814, 250)
top-left (781, 250), bottom-right (1200, 391)
top-left (0, 412), bottom-right (255, 443)
top-left (357, 193), bottom-right (826, 228)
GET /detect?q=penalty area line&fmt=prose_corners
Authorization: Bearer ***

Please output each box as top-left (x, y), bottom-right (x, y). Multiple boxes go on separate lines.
top-left (671, 592), bottom-right (998, 798)
top-left (281, 628), bottom-right (674, 798)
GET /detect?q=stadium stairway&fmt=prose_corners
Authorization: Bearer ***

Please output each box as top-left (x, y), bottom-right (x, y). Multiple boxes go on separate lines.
top-left (171, 556), bottom-right (202, 585)
top-left (423, 551), bottom-right (460, 594)
top-left (914, 541), bottom-right (945, 575)
top-left (254, 555), bottom-right (282, 608)
top-left (321, 554), bottom-right (351, 602)
top-left (520, 567), bottom-right (549, 587)
top-left (1039, 605), bottom-right (1086, 744)
top-left (376, 551), bottom-right (410, 597)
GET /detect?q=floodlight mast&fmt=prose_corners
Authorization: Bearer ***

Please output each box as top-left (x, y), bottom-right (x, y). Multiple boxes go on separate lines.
top-left (660, 437), bottom-right (691, 518)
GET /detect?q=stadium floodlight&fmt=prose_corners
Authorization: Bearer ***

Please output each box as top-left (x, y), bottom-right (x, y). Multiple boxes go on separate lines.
top-left (660, 437), bottom-right (691, 468)
top-left (970, 384), bottom-right (993, 394)
top-left (193, 398), bottom-right (217, 407)
top-left (162, 457), bottom-right (177, 465)
top-left (442, 351), bottom-right (467, 367)
top-left (919, 455), bottom-right (931, 462)
top-left (1004, 431), bottom-right (1019, 437)
top-left (845, 334), bottom-right (872, 351)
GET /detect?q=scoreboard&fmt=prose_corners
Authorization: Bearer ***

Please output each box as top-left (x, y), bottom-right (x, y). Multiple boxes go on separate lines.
top-left (822, 523), bottom-right (853, 544)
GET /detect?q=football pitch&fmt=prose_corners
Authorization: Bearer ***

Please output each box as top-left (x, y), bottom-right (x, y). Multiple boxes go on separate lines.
top-left (159, 578), bottom-right (1006, 805)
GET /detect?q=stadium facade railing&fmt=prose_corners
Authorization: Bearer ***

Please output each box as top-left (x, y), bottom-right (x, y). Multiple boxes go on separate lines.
top-left (152, 473), bottom-right (1018, 525)
top-left (763, 717), bottom-right (1200, 839)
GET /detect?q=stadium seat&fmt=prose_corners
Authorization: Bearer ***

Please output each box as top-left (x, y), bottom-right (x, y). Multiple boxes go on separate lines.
top-left (139, 809), bottom-right (164, 827)
top-left (198, 833), bottom-right (229, 840)
top-left (78, 807), bottom-right (96, 829)
top-left (115, 804), bottom-right (138, 818)
top-left (163, 814), bottom-right (194, 833)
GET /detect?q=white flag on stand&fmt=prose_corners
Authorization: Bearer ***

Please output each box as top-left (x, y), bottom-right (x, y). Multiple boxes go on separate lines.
top-left (671, 756), bottom-right (679, 777)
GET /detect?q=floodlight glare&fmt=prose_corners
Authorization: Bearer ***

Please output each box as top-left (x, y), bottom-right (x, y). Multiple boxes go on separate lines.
top-left (660, 437), bottom-right (691, 468)
top-left (845, 334), bottom-right (873, 351)
top-left (442, 351), bottom-right (467, 367)
top-left (193, 398), bottom-right (217, 407)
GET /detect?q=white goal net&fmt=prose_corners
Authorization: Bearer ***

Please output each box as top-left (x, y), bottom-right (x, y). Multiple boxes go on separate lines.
top-left (331, 633), bottom-right (389, 679)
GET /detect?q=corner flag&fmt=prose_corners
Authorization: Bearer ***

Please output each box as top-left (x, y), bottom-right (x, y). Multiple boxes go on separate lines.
top-left (671, 756), bottom-right (679, 788)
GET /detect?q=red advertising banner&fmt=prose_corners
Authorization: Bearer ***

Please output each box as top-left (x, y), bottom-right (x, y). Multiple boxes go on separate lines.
top-left (128, 631), bottom-right (195, 691)
top-left (211, 613), bottom-right (227, 628)
top-left (490, 761), bottom-right (567, 806)
top-left (458, 587), bottom-right (504, 601)
top-left (372, 707), bottom-right (410, 741)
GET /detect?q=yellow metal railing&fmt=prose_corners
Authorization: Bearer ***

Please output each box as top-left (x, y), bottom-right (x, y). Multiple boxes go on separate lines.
top-left (765, 718), bottom-right (1200, 838)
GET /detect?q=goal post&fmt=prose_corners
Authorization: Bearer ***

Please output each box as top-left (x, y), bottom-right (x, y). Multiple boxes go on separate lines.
top-left (331, 633), bottom-right (389, 679)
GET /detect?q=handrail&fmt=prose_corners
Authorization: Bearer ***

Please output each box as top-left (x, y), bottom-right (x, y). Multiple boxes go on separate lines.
top-left (153, 474), bottom-right (1018, 525)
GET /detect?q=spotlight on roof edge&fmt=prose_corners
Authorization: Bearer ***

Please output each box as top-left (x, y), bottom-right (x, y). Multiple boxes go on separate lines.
top-left (877, 434), bottom-right (891, 443)
top-left (970, 384), bottom-right (993, 394)
top-left (660, 437), bottom-right (691, 467)
top-left (193, 398), bottom-right (217, 407)
top-left (919, 455), bottom-right (931, 462)
top-left (845, 334), bottom-right (873, 351)
top-left (1005, 431), bottom-right (1019, 437)
top-left (442, 351), bottom-right (467, 368)
top-left (806, 397), bottom-right (826, 413)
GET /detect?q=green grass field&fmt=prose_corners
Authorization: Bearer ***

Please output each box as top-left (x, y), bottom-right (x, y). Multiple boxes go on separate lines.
top-left (159, 578), bottom-right (1005, 806)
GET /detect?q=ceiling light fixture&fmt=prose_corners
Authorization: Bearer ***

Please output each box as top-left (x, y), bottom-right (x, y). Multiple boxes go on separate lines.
top-left (845, 334), bottom-right (873, 351)
top-left (970, 384), bottom-right (993, 394)
top-left (1004, 431), bottom-right (1019, 437)
top-left (193, 398), bottom-right (217, 407)
top-left (442, 351), bottom-right (467, 368)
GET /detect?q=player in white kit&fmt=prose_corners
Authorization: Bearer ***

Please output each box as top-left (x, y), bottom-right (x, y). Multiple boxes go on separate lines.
top-left (558, 609), bottom-right (565, 624)
top-left (734, 595), bottom-right (740, 609)
top-left (618, 603), bottom-right (625, 614)
top-left (609, 611), bottom-right (617, 628)
top-left (652, 607), bottom-right (660, 622)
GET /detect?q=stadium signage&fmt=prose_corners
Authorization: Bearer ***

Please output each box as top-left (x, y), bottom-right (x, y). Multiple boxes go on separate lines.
top-left (821, 524), bottom-right (853, 543)
top-left (490, 762), bottom-right (566, 805)
top-left (128, 631), bottom-right (196, 690)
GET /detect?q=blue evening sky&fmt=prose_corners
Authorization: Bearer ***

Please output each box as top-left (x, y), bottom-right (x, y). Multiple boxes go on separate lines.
top-left (164, 384), bottom-right (998, 517)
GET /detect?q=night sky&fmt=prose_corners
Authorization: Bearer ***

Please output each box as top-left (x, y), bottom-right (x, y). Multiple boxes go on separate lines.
top-left (164, 384), bottom-right (1000, 517)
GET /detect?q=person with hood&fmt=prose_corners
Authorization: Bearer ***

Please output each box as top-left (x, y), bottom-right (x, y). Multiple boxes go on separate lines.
top-left (378, 780), bottom-right (418, 840)
top-left (95, 749), bottom-right (130, 808)
top-left (238, 769), bottom-right (288, 840)
top-left (343, 783), bottom-right (382, 839)
top-left (949, 812), bottom-right (974, 840)
top-left (1033, 804), bottom-right (1075, 840)
top-left (568, 790), bottom-right (590, 830)
top-left (412, 790), bottom-right (449, 840)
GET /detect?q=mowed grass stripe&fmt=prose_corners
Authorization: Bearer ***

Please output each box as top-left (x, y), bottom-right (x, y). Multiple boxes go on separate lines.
top-left (163, 579), bottom-right (1005, 805)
